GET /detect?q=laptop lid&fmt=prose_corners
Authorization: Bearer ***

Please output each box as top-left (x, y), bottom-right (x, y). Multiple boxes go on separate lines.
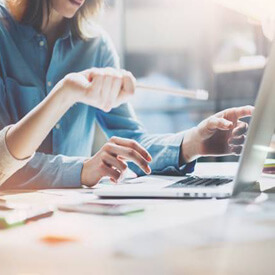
top-left (233, 40), bottom-right (275, 196)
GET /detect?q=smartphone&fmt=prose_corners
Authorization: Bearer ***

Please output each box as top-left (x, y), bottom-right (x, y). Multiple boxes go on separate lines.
top-left (58, 202), bottom-right (144, 216)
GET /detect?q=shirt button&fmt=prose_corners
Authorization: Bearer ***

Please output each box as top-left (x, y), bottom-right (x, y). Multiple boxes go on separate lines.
top-left (39, 41), bottom-right (45, 47)
top-left (55, 123), bottom-right (60, 130)
top-left (47, 81), bottom-right (52, 87)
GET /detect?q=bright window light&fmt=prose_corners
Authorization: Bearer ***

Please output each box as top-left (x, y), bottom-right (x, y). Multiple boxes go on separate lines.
top-left (213, 0), bottom-right (275, 21)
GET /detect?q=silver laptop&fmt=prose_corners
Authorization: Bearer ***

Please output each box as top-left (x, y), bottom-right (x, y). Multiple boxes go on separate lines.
top-left (95, 40), bottom-right (275, 199)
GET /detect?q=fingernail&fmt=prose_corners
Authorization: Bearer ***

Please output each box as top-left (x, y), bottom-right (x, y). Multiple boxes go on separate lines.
top-left (147, 155), bottom-right (152, 162)
top-left (145, 167), bottom-right (151, 174)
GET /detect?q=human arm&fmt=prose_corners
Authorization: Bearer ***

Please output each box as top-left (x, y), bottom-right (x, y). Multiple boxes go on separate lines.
top-left (96, 104), bottom-right (196, 177)
top-left (0, 74), bottom-right (88, 188)
top-left (0, 125), bottom-right (33, 185)
top-left (0, 66), bottom-right (150, 188)
top-left (96, 104), bottom-right (254, 178)
top-left (92, 35), bottom-right (196, 177)
top-left (6, 81), bottom-right (74, 160)
top-left (180, 106), bottom-right (254, 163)
top-left (0, 77), bottom-right (82, 186)
top-left (6, 67), bottom-right (138, 160)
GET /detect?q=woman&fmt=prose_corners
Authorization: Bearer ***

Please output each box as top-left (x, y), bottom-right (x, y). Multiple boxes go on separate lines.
top-left (0, 67), bottom-right (152, 186)
top-left (0, 0), bottom-right (252, 189)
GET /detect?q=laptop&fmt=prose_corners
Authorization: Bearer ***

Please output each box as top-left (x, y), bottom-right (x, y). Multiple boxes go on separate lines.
top-left (94, 40), bottom-right (275, 199)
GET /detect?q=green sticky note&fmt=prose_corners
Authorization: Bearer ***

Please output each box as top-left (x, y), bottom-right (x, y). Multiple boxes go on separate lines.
top-left (0, 217), bottom-right (24, 229)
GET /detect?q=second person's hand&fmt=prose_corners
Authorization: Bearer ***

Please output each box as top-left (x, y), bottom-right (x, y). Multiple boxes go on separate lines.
top-left (180, 106), bottom-right (254, 163)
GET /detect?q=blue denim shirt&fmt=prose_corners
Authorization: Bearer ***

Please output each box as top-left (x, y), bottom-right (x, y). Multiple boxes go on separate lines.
top-left (0, 5), bottom-right (195, 189)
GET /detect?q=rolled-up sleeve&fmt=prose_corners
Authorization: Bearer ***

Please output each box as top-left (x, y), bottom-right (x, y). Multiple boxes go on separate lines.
top-left (96, 36), bottom-right (196, 176)
top-left (96, 104), bottom-right (196, 176)
top-left (0, 125), bottom-right (33, 185)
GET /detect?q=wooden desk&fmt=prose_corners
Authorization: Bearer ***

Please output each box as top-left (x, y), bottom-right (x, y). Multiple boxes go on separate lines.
top-left (1, 162), bottom-right (275, 275)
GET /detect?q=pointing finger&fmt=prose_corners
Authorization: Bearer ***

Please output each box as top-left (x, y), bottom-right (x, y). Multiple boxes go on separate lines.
top-left (206, 117), bottom-right (233, 132)
top-left (233, 105), bottom-right (254, 119)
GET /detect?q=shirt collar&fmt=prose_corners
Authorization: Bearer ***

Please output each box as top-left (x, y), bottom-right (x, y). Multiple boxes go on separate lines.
top-left (16, 22), bottom-right (37, 41)
top-left (1, 3), bottom-right (76, 48)
top-left (59, 23), bottom-right (75, 48)
top-left (16, 20), bottom-right (75, 48)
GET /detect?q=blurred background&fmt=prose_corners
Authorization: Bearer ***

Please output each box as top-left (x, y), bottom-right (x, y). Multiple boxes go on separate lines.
top-left (93, 0), bottom-right (274, 162)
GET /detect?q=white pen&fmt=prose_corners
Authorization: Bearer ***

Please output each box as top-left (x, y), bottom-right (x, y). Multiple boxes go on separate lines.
top-left (136, 83), bottom-right (209, 100)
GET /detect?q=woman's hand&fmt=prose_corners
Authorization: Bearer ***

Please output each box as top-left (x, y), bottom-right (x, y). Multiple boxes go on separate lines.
top-left (180, 106), bottom-right (254, 163)
top-left (60, 67), bottom-right (136, 112)
top-left (81, 137), bottom-right (152, 187)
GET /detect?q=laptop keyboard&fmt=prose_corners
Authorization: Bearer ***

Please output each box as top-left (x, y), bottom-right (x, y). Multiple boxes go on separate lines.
top-left (166, 176), bottom-right (233, 188)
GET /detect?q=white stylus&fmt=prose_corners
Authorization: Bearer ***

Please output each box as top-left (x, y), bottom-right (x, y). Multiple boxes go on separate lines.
top-left (136, 83), bottom-right (209, 100)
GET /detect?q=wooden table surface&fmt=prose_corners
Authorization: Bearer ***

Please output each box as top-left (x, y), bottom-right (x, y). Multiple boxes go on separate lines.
top-left (1, 162), bottom-right (275, 275)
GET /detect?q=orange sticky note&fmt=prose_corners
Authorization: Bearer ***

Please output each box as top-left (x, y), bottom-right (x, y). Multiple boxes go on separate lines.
top-left (40, 235), bottom-right (78, 245)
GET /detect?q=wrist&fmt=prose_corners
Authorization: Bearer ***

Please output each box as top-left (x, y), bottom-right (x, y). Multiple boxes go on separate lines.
top-left (181, 127), bottom-right (201, 163)
top-left (51, 80), bottom-right (76, 110)
top-left (80, 159), bottom-right (89, 186)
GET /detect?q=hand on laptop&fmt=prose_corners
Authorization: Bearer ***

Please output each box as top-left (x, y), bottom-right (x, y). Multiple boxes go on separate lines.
top-left (180, 106), bottom-right (254, 163)
top-left (81, 137), bottom-right (152, 187)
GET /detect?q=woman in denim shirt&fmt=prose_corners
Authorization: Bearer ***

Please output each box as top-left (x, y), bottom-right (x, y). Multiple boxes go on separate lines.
top-left (0, 65), bottom-right (151, 185)
top-left (0, 0), bottom-right (253, 189)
